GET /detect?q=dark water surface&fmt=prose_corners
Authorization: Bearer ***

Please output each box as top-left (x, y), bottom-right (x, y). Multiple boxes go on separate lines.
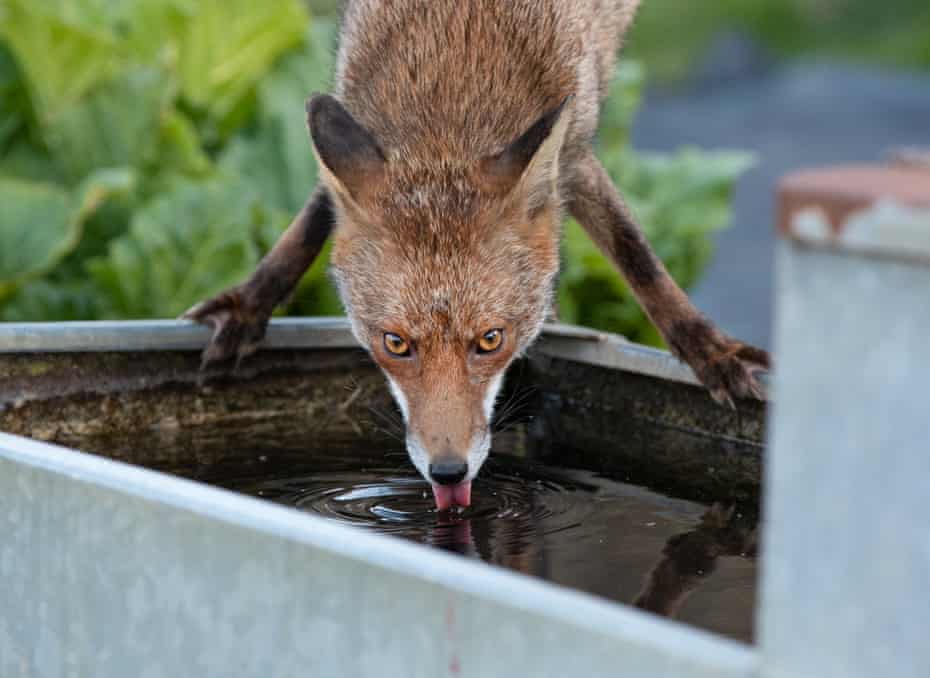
top-left (100, 423), bottom-right (759, 643)
top-left (88, 427), bottom-right (758, 643)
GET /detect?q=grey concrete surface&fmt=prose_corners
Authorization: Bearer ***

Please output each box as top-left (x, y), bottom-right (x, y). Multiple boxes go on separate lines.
top-left (632, 62), bottom-right (930, 348)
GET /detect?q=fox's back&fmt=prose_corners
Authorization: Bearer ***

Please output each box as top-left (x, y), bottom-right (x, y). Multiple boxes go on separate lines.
top-left (335, 0), bottom-right (638, 164)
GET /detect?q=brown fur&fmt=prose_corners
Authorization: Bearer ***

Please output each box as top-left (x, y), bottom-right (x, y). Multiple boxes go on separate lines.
top-left (323, 0), bottom-right (639, 354)
top-left (186, 0), bottom-right (768, 480)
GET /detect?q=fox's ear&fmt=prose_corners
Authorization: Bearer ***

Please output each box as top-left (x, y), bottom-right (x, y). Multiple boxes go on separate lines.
top-left (306, 94), bottom-right (385, 205)
top-left (479, 95), bottom-right (574, 212)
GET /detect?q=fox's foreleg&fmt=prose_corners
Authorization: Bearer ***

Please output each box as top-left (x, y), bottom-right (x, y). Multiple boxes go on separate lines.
top-left (184, 187), bottom-right (335, 366)
top-left (566, 153), bottom-right (769, 406)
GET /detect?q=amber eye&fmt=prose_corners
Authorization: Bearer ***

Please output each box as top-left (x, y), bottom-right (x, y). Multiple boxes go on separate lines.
top-left (383, 332), bottom-right (411, 357)
top-left (477, 329), bottom-right (504, 354)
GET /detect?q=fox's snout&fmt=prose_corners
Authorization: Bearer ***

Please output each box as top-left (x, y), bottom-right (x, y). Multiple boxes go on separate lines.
top-left (382, 364), bottom-right (502, 509)
top-left (403, 396), bottom-right (493, 490)
top-left (428, 458), bottom-right (469, 486)
top-left (405, 419), bottom-right (491, 511)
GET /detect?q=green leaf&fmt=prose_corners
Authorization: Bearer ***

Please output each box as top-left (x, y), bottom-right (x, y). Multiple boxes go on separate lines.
top-left (0, 179), bottom-right (71, 303)
top-left (86, 177), bottom-right (263, 318)
top-left (0, 0), bottom-right (122, 124)
top-left (0, 139), bottom-right (65, 184)
top-left (0, 168), bottom-right (133, 304)
top-left (175, 0), bottom-right (310, 135)
top-left (42, 68), bottom-right (168, 184)
top-left (0, 43), bottom-right (30, 151)
top-left (0, 277), bottom-right (99, 321)
top-left (154, 108), bottom-right (213, 180)
top-left (219, 22), bottom-right (334, 214)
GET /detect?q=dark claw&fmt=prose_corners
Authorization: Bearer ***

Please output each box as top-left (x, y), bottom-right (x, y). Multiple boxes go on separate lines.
top-left (695, 338), bottom-right (770, 408)
top-left (181, 288), bottom-right (269, 370)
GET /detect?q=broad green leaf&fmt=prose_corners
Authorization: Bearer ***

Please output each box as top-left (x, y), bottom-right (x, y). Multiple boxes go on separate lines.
top-left (154, 108), bottom-right (213, 180)
top-left (221, 21), bottom-right (335, 214)
top-left (0, 277), bottom-right (99, 321)
top-left (0, 0), bottom-right (121, 123)
top-left (0, 139), bottom-right (65, 184)
top-left (175, 0), bottom-right (309, 134)
top-left (43, 69), bottom-right (168, 184)
top-left (0, 43), bottom-right (30, 151)
top-left (0, 179), bottom-right (72, 304)
top-left (0, 168), bottom-right (133, 304)
top-left (86, 178), bottom-right (263, 318)
top-left (112, 0), bottom-right (195, 63)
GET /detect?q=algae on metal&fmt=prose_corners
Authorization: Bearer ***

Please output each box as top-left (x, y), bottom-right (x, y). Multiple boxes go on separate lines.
top-left (0, 349), bottom-right (391, 449)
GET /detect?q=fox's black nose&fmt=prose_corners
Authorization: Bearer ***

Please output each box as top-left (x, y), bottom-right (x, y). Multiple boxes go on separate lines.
top-left (429, 459), bottom-right (468, 485)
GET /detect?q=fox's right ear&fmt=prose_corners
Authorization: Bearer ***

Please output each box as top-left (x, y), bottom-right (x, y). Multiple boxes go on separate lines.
top-left (306, 94), bottom-right (385, 206)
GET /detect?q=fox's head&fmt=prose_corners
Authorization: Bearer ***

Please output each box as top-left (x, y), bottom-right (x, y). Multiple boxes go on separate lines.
top-left (306, 94), bottom-right (572, 510)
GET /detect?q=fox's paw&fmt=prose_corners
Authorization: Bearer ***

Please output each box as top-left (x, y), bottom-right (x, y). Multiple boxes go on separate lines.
top-left (668, 320), bottom-right (770, 409)
top-left (182, 287), bottom-right (270, 368)
top-left (696, 339), bottom-right (770, 408)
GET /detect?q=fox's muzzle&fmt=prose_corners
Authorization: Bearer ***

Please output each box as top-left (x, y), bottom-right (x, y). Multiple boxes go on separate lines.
top-left (429, 458), bottom-right (468, 485)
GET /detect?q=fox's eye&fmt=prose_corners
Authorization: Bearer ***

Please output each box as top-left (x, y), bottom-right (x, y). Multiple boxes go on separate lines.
top-left (384, 332), bottom-right (411, 357)
top-left (477, 329), bottom-right (504, 354)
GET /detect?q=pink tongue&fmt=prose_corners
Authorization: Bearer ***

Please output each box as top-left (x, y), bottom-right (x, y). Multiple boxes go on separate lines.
top-left (431, 481), bottom-right (472, 511)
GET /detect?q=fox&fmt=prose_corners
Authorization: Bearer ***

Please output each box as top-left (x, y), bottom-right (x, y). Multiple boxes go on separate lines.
top-left (184, 0), bottom-right (770, 511)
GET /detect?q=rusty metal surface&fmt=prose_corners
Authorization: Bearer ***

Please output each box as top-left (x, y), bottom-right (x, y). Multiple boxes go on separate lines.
top-left (777, 164), bottom-right (930, 235)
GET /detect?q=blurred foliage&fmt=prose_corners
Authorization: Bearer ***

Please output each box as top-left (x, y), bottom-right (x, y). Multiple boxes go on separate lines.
top-left (626, 0), bottom-right (930, 83)
top-left (0, 0), bottom-right (749, 346)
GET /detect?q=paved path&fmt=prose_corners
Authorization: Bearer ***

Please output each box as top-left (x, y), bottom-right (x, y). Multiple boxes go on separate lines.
top-left (632, 62), bottom-right (930, 348)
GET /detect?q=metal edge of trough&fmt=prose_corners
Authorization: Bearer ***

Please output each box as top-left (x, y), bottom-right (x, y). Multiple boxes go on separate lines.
top-left (0, 318), bottom-right (718, 392)
top-left (0, 431), bottom-right (760, 677)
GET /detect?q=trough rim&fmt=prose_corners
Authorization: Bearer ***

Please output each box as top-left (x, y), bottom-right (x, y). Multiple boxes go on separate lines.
top-left (0, 317), bottom-right (725, 391)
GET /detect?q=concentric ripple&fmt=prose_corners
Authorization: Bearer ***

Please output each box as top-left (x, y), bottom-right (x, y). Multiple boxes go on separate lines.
top-left (238, 456), bottom-right (595, 555)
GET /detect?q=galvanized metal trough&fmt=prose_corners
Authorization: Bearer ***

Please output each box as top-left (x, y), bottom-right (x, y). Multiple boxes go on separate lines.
top-left (1, 319), bottom-right (765, 677)
top-left (6, 165), bottom-right (928, 677)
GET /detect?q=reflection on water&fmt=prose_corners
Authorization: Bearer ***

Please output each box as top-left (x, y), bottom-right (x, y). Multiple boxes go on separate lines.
top-left (208, 441), bottom-right (758, 643)
top-left (83, 421), bottom-right (758, 643)
top-left (233, 456), bottom-right (591, 555)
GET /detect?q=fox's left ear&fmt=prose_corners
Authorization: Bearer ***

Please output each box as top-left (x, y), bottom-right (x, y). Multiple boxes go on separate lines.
top-left (479, 95), bottom-right (574, 212)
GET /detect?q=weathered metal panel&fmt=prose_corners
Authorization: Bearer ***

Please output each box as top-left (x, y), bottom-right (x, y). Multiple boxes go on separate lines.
top-left (760, 241), bottom-right (930, 678)
top-left (0, 433), bottom-right (759, 678)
